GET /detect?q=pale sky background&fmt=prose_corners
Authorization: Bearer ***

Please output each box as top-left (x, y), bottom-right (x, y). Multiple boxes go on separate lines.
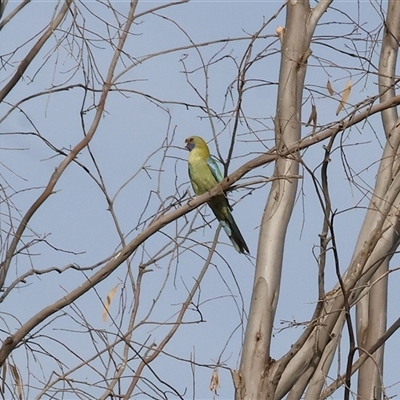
top-left (1, 1), bottom-right (400, 399)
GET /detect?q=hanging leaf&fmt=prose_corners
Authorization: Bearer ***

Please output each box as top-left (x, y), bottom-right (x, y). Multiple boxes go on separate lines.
top-left (102, 284), bottom-right (119, 323)
top-left (9, 364), bottom-right (22, 400)
top-left (306, 103), bottom-right (318, 132)
top-left (336, 79), bottom-right (352, 115)
top-left (327, 80), bottom-right (335, 95)
top-left (209, 367), bottom-right (220, 394)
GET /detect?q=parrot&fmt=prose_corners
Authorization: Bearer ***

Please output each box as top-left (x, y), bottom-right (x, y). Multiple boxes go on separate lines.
top-left (185, 135), bottom-right (249, 254)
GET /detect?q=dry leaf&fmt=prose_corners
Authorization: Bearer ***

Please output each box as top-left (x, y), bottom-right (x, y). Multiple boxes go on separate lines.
top-left (9, 364), bottom-right (22, 400)
top-left (102, 284), bottom-right (119, 323)
top-left (327, 80), bottom-right (335, 95)
top-left (209, 367), bottom-right (220, 394)
top-left (336, 79), bottom-right (352, 115)
top-left (276, 26), bottom-right (285, 43)
top-left (306, 104), bottom-right (317, 130)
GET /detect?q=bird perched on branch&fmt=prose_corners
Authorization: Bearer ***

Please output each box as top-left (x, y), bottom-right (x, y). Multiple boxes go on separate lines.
top-left (185, 135), bottom-right (249, 254)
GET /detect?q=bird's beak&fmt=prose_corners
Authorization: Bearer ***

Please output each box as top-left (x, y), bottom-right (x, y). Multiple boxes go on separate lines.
top-left (185, 140), bottom-right (194, 151)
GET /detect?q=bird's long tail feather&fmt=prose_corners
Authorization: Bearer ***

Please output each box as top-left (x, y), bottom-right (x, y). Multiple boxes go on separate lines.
top-left (220, 213), bottom-right (249, 254)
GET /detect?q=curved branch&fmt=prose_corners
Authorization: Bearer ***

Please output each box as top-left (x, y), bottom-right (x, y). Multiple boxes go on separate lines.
top-left (0, 89), bottom-right (398, 366)
top-left (0, 0), bottom-right (31, 30)
top-left (0, 0), bottom-right (139, 289)
top-left (0, 0), bottom-right (71, 103)
top-left (321, 315), bottom-right (400, 399)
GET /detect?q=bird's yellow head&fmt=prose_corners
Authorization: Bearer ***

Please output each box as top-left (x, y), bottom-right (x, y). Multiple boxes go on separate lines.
top-left (184, 136), bottom-right (210, 155)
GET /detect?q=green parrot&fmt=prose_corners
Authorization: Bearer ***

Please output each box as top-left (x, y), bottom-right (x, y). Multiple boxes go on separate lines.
top-left (185, 136), bottom-right (249, 254)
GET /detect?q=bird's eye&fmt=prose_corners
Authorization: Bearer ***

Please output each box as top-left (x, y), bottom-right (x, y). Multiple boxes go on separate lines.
top-left (189, 138), bottom-right (193, 141)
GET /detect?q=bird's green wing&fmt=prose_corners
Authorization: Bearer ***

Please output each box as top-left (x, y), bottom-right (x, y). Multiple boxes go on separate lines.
top-left (206, 156), bottom-right (223, 183)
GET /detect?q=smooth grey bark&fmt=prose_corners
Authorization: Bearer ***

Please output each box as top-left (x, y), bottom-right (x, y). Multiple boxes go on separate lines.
top-left (356, 2), bottom-right (400, 399)
top-left (235, 1), bottom-right (332, 399)
top-left (284, 1), bottom-right (400, 398)
top-left (236, 1), bottom-right (400, 399)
